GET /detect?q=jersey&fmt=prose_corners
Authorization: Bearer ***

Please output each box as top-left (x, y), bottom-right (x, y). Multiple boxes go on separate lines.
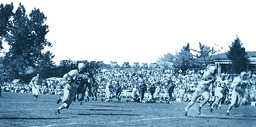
top-left (231, 76), bottom-right (248, 94)
top-left (215, 77), bottom-right (228, 92)
top-left (197, 71), bottom-right (216, 91)
top-left (30, 75), bottom-right (43, 87)
top-left (63, 69), bottom-right (88, 89)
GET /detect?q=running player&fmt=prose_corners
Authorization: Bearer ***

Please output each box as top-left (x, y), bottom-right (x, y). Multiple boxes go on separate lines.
top-left (105, 80), bottom-right (114, 102)
top-left (226, 72), bottom-right (248, 115)
top-left (138, 76), bottom-right (147, 103)
top-left (184, 66), bottom-right (217, 116)
top-left (115, 81), bottom-right (122, 102)
top-left (29, 74), bottom-right (43, 101)
top-left (56, 63), bottom-right (88, 114)
top-left (210, 73), bottom-right (229, 112)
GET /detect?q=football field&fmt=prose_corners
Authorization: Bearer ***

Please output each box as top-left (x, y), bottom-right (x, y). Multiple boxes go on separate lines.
top-left (0, 92), bottom-right (256, 127)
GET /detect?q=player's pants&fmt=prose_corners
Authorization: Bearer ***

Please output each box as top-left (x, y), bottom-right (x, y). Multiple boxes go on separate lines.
top-left (105, 88), bottom-right (113, 101)
top-left (185, 89), bottom-right (210, 111)
top-left (77, 88), bottom-right (86, 102)
top-left (212, 91), bottom-right (224, 109)
top-left (139, 89), bottom-right (146, 102)
top-left (92, 87), bottom-right (98, 100)
top-left (32, 86), bottom-right (39, 96)
top-left (227, 91), bottom-right (244, 112)
top-left (61, 84), bottom-right (78, 109)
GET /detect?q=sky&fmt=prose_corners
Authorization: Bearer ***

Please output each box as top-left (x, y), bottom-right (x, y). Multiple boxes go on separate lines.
top-left (2, 0), bottom-right (256, 65)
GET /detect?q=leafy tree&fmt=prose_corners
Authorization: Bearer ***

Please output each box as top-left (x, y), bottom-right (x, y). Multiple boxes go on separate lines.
top-left (192, 42), bottom-right (220, 69)
top-left (183, 42), bottom-right (190, 51)
top-left (3, 3), bottom-right (53, 82)
top-left (226, 36), bottom-right (248, 74)
top-left (157, 53), bottom-right (176, 70)
top-left (173, 42), bottom-right (195, 73)
top-left (192, 42), bottom-right (212, 58)
top-left (0, 3), bottom-right (13, 49)
top-left (36, 51), bottom-right (55, 79)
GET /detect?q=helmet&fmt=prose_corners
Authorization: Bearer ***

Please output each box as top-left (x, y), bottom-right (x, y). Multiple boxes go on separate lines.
top-left (78, 63), bottom-right (86, 73)
top-left (240, 71), bottom-right (247, 79)
top-left (209, 66), bottom-right (216, 74)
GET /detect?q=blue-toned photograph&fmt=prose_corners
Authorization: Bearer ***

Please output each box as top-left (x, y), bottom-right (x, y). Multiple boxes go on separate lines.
top-left (0, 0), bottom-right (256, 126)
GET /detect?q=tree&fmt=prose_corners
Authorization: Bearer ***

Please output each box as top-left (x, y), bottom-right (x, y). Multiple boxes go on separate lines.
top-left (226, 36), bottom-right (248, 74)
top-left (0, 3), bottom-right (13, 49)
top-left (3, 3), bottom-right (53, 82)
top-left (36, 51), bottom-right (55, 79)
top-left (192, 42), bottom-right (221, 69)
top-left (173, 42), bottom-right (195, 73)
top-left (157, 53), bottom-right (175, 70)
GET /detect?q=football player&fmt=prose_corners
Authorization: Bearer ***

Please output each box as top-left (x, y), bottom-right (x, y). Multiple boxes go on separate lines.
top-left (184, 66), bottom-right (217, 116)
top-left (210, 73), bottom-right (229, 112)
top-left (29, 74), bottom-right (43, 101)
top-left (56, 63), bottom-right (88, 114)
top-left (226, 72), bottom-right (248, 115)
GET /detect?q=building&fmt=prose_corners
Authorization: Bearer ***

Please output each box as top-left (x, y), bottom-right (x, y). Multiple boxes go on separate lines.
top-left (210, 51), bottom-right (256, 74)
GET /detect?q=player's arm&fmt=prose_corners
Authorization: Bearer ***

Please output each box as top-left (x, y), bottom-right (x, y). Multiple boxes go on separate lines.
top-left (210, 82), bottom-right (216, 96)
top-left (201, 72), bottom-right (214, 85)
top-left (29, 77), bottom-right (36, 86)
top-left (232, 78), bottom-right (244, 93)
top-left (210, 76), bottom-right (217, 84)
top-left (63, 72), bottom-right (74, 84)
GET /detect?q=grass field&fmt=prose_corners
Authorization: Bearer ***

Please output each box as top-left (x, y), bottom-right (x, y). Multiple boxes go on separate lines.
top-left (1, 92), bottom-right (256, 127)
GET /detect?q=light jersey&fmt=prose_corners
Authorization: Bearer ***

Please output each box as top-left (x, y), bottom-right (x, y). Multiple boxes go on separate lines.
top-left (197, 71), bottom-right (216, 91)
top-left (30, 76), bottom-right (42, 87)
top-left (63, 69), bottom-right (88, 89)
top-left (231, 76), bottom-right (248, 93)
top-left (215, 77), bottom-right (228, 93)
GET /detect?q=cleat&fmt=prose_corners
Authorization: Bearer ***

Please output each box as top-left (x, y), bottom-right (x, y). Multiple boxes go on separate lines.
top-left (226, 111), bottom-right (229, 116)
top-left (56, 99), bottom-right (61, 104)
top-left (198, 106), bottom-right (202, 115)
top-left (80, 101), bottom-right (83, 105)
top-left (184, 111), bottom-right (188, 116)
top-left (55, 109), bottom-right (60, 115)
top-left (210, 107), bottom-right (213, 113)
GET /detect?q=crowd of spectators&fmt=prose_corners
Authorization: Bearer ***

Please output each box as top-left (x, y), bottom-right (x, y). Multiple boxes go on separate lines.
top-left (1, 66), bottom-right (256, 105)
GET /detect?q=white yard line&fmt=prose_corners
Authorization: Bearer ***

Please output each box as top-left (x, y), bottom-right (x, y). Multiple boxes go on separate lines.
top-left (33, 116), bottom-right (187, 127)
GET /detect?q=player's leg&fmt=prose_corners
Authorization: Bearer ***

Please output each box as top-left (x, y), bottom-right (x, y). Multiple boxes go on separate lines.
top-left (211, 92), bottom-right (223, 111)
top-left (226, 93), bottom-right (238, 115)
top-left (56, 86), bottom-right (76, 114)
top-left (34, 94), bottom-right (38, 101)
top-left (184, 90), bottom-right (201, 116)
top-left (105, 89), bottom-right (110, 102)
top-left (217, 94), bottom-right (224, 109)
top-left (57, 91), bottom-right (76, 114)
top-left (56, 93), bottom-right (63, 104)
top-left (198, 91), bottom-right (210, 115)
top-left (93, 89), bottom-right (98, 101)
top-left (236, 94), bottom-right (244, 108)
top-left (210, 96), bottom-right (218, 112)
top-left (77, 89), bottom-right (85, 105)
top-left (117, 90), bottom-right (121, 102)
top-left (32, 87), bottom-right (38, 101)
top-left (92, 87), bottom-right (98, 101)
top-left (140, 90), bottom-right (145, 102)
